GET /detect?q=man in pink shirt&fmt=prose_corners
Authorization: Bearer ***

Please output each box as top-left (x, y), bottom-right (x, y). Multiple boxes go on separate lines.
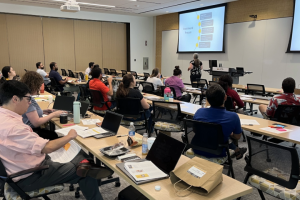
top-left (0, 81), bottom-right (111, 200)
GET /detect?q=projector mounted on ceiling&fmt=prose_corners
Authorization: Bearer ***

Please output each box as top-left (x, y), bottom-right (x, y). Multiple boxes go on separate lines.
top-left (60, 0), bottom-right (80, 12)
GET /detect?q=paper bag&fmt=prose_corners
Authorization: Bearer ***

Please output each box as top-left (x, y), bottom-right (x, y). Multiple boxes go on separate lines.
top-left (170, 157), bottom-right (223, 196)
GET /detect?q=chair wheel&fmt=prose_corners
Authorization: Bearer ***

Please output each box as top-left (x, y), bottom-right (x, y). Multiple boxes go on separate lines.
top-left (115, 182), bottom-right (121, 187)
top-left (75, 191), bottom-right (80, 198)
top-left (69, 185), bottom-right (74, 191)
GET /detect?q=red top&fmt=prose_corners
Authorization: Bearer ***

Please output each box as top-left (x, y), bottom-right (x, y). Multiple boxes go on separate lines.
top-left (89, 78), bottom-right (111, 110)
top-left (226, 88), bottom-right (244, 108)
top-left (266, 93), bottom-right (300, 117)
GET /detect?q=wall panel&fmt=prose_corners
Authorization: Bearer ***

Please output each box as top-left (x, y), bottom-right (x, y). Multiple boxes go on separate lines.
top-left (0, 14), bottom-right (10, 68)
top-left (6, 14), bottom-right (44, 77)
top-left (74, 20), bottom-right (102, 71)
top-left (43, 17), bottom-right (75, 73)
top-left (102, 22), bottom-right (127, 71)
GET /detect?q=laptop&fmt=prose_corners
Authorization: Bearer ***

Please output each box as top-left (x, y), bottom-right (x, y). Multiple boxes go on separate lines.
top-left (116, 133), bottom-right (186, 185)
top-left (53, 96), bottom-right (75, 112)
top-left (93, 111), bottom-right (123, 139)
top-left (80, 101), bottom-right (90, 117)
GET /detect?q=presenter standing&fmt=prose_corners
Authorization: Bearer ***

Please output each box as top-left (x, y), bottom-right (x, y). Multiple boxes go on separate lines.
top-left (188, 53), bottom-right (203, 85)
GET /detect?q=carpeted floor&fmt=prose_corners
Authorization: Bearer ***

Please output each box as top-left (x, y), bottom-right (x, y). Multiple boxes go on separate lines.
top-left (2, 103), bottom-right (296, 200)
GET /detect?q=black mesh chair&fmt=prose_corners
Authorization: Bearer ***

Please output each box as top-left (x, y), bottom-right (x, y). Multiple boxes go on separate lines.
top-left (88, 89), bottom-right (114, 116)
top-left (103, 68), bottom-right (110, 75)
top-left (244, 84), bottom-right (266, 115)
top-left (209, 81), bottom-right (218, 86)
top-left (61, 69), bottom-right (68, 76)
top-left (130, 71), bottom-right (138, 79)
top-left (68, 70), bottom-right (75, 78)
top-left (49, 77), bottom-right (63, 93)
top-left (121, 70), bottom-right (127, 77)
top-left (183, 119), bottom-right (235, 178)
top-left (115, 98), bottom-right (148, 133)
top-left (79, 72), bottom-right (85, 80)
top-left (143, 73), bottom-right (150, 81)
top-left (110, 69), bottom-right (117, 76)
top-left (79, 85), bottom-right (90, 102)
top-left (140, 82), bottom-right (155, 94)
top-left (74, 72), bottom-right (79, 78)
top-left (237, 136), bottom-right (300, 200)
top-left (152, 101), bottom-right (184, 136)
top-left (0, 159), bottom-right (64, 200)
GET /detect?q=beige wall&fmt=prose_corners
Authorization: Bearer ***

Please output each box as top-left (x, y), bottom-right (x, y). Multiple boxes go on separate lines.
top-left (0, 14), bottom-right (127, 77)
top-left (156, 0), bottom-right (294, 71)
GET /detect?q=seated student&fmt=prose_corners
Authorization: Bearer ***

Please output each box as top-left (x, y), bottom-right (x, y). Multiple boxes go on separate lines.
top-left (2, 66), bottom-right (16, 80)
top-left (146, 68), bottom-right (163, 90)
top-left (20, 71), bottom-right (65, 140)
top-left (36, 62), bottom-right (51, 85)
top-left (0, 80), bottom-right (111, 200)
top-left (218, 74), bottom-right (244, 111)
top-left (116, 74), bottom-right (153, 132)
top-left (259, 77), bottom-right (300, 118)
top-left (89, 67), bottom-right (115, 113)
top-left (165, 66), bottom-right (191, 102)
top-left (85, 62), bottom-right (94, 75)
top-left (193, 84), bottom-right (247, 160)
top-left (49, 62), bottom-right (68, 91)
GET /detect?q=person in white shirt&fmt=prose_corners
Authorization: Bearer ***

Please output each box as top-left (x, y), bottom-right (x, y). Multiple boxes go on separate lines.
top-left (146, 68), bottom-right (163, 90)
top-left (36, 62), bottom-right (50, 85)
top-left (85, 62), bottom-right (94, 76)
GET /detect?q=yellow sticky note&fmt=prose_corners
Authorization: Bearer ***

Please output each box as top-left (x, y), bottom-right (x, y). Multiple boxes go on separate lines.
top-left (64, 143), bottom-right (71, 151)
top-left (199, 29), bottom-right (201, 33)
top-left (197, 15), bottom-right (199, 20)
top-left (135, 174), bottom-right (149, 179)
top-left (198, 36), bottom-right (200, 40)
top-left (196, 43), bottom-right (198, 47)
top-left (198, 22), bottom-right (201, 26)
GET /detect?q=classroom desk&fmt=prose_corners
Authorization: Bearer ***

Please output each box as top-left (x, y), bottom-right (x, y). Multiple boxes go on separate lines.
top-left (62, 76), bottom-right (87, 85)
top-left (232, 84), bottom-right (283, 94)
top-left (37, 93), bottom-right (252, 200)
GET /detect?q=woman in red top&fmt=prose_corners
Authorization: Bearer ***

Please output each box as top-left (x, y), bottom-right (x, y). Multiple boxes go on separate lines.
top-left (218, 75), bottom-right (244, 110)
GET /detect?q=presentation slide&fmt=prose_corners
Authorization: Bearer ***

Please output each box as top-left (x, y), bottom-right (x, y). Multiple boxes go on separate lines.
top-left (290, 0), bottom-right (300, 51)
top-left (178, 5), bottom-right (226, 53)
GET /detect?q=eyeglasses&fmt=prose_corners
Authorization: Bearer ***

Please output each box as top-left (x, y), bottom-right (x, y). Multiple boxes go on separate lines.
top-left (23, 95), bottom-right (32, 102)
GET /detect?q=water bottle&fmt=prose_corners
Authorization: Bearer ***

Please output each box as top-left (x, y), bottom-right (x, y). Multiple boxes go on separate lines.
top-left (201, 98), bottom-right (206, 108)
top-left (78, 76), bottom-right (81, 82)
top-left (73, 101), bottom-right (81, 124)
top-left (85, 74), bottom-right (89, 81)
top-left (129, 122), bottom-right (135, 136)
top-left (169, 91), bottom-right (174, 102)
top-left (142, 133), bottom-right (148, 155)
top-left (164, 87), bottom-right (171, 101)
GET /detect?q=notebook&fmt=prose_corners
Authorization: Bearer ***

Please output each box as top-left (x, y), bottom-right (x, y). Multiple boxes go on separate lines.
top-left (116, 133), bottom-right (186, 185)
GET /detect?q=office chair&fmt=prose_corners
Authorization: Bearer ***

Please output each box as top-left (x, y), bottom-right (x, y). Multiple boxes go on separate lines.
top-left (0, 160), bottom-right (64, 200)
top-left (61, 69), bottom-right (68, 76)
top-left (244, 84), bottom-right (267, 115)
top-left (68, 70), bottom-right (75, 78)
top-left (237, 136), bottom-right (300, 200)
top-left (143, 72), bottom-right (150, 81)
top-left (121, 70), bottom-right (127, 77)
top-left (79, 72), bottom-right (85, 80)
top-left (103, 68), bottom-right (110, 75)
top-left (89, 89), bottom-right (114, 116)
top-left (183, 119), bottom-right (235, 178)
top-left (140, 82), bottom-right (155, 94)
top-left (110, 69), bottom-right (117, 76)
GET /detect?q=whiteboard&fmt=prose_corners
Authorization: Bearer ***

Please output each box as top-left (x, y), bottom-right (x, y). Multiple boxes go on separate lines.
top-left (161, 17), bottom-right (300, 88)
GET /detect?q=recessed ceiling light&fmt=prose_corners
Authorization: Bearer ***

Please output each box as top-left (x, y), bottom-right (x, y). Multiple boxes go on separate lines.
top-left (52, 0), bottom-right (115, 8)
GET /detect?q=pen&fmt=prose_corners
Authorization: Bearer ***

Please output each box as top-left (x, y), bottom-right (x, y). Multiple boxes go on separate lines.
top-left (63, 124), bottom-right (75, 126)
top-left (117, 135), bottom-right (128, 137)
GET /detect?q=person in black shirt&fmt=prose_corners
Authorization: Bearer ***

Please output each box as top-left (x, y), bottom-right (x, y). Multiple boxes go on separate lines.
top-left (116, 74), bottom-right (153, 132)
top-left (188, 53), bottom-right (203, 85)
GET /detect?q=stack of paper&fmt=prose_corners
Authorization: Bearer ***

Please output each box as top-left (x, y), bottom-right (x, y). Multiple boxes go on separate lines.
top-left (55, 125), bottom-right (88, 136)
top-left (81, 119), bottom-right (101, 125)
top-left (48, 140), bottom-right (81, 163)
top-left (124, 161), bottom-right (168, 182)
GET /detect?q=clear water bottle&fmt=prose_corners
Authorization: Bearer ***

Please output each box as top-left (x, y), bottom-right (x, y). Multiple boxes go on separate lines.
top-left (142, 133), bottom-right (148, 155)
top-left (79, 76), bottom-right (81, 82)
top-left (201, 98), bottom-right (206, 108)
top-left (169, 91), bottom-right (174, 102)
top-left (129, 122), bottom-right (135, 136)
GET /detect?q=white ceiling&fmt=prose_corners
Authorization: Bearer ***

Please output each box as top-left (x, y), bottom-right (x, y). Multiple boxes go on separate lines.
top-left (0, 0), bottom-right (236, 16)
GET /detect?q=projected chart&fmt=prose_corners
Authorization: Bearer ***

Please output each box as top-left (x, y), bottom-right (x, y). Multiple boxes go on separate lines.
top-left (178, 5), bottom-right (226, 52)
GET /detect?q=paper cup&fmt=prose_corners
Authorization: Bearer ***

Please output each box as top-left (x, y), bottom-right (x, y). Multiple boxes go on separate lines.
top-left (147, 137), bottom-right (156, 150)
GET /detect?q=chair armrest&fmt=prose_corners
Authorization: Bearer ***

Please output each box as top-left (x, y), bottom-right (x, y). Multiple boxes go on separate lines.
top-left (8, 165), bottom-right (49, 179)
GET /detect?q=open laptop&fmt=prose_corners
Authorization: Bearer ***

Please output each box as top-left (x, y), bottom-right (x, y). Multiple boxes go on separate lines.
top-left (53, 96), bottom-right (74, 112)
top-left (93, 111), bottom-right (123, 139)
top-left (80, 101), bottom-right (90, 117)
top-left (116, 133), bottom-right (186, 185)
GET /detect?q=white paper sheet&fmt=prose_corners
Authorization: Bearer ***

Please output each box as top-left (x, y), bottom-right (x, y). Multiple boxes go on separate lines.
top-left (260, 127), bottom-right (292, 134)
top-left (124, 161), bottom-right (168, 182)
top-left (78, 127), bottom-right (109, 138)
top-left (48, 140), bottom-right (81, 163)
top-left (81, 119), bottom-right (101, 125)
top-left (55, 125), bottom-right (89, 136)
top-left (240, 119), bottom-right (260, 125)
top-left (240, 97), bottom-right (252, 100)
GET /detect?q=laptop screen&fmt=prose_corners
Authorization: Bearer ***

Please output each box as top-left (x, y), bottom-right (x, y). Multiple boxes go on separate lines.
top-left (53, 96), bottom-right (75, 112)
top-left (80, 101), bottom-right (90, 117)
top-left (101, 111), bottom-right (123, 134)
top-left (236, 67), bottom-right (244, 74)
top-left (146, 133), bottom-right (186, 174)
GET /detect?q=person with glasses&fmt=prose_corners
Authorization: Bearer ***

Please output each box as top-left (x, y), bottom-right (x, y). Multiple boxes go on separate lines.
top-left (20, 71), bottom-right (65, 140)
top-left (0, 80), bottom-right (110, 200)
